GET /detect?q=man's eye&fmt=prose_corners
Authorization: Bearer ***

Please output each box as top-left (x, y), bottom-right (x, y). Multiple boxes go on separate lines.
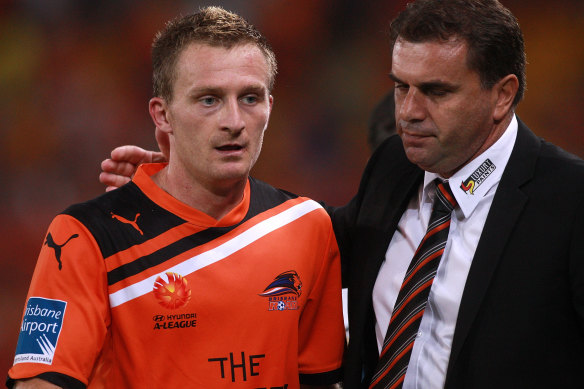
top-left (430, 89), bottom-right (447, 96)
top-left (241, 95), bottom-right (258, 104)
top-left (395, 84), bottom-right (408, 92)
top-left (200, 97), bottom-right (217, 106)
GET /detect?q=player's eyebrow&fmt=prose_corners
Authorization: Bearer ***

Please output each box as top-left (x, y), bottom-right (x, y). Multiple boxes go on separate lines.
top-left (187, 84), bottom-right (267, 97)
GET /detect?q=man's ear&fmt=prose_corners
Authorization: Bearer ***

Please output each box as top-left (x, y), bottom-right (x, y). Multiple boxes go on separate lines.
top-left (264, 95), bottom-right (274, 132)
top-left (149, 97), bottom-right (172, 134)
top-left (493, 74), bottom-right (519, 122)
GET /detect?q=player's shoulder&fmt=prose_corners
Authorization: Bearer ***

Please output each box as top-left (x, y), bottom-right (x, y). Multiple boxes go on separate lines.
top-left (60, 182), bottom-right (185, 259)
top-left (63, 181), bottom-right (143, 219)
top-left (248, 177), bottom-right (299, 202)
top-left (248, 177), bottom-right (323, 209)
top-left (248, 177), bottom-right (329, 221)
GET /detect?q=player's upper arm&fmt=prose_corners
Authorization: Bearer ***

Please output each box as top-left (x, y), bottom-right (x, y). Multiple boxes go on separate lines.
top-left (13, 378), bottom-right (63, 389)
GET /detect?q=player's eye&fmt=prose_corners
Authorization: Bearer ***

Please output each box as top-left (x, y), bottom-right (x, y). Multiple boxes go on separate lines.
top-left (200, 96), bottom-right (217, 106)
top-left (241, 95), bottom-right (258, 104)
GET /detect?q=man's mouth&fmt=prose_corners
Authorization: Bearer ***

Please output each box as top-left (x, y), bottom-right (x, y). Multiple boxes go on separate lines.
top-left (216, 144), bottom-right (243, 151)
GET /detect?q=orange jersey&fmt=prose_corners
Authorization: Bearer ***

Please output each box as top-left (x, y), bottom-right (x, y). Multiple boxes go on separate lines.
top-left (8, 163), bottom-right (344, 388)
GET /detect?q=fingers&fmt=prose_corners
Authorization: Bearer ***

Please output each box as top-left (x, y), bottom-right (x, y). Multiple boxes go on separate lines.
top-left (109, 145), bottom-right (167, 165)
top-left (99, 171), bottom-right (132, 190)
top-left (150, 151), bottom-right (167, 164)
top-left (99, 144), bottom-right (168, 192)
top-left (110, 145), bottom-right (150, 165)
top-left (100, 159), bottom-right (139, 178)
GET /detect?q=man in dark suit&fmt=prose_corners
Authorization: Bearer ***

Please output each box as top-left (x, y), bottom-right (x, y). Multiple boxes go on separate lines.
top-left (331, 0), bottom-right (584, 388)
top-left (99, 1), bottom-right (584, 388)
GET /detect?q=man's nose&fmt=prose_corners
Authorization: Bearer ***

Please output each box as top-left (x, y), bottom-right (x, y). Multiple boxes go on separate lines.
top-left (399, 88), bottom-right (426, 122)
top-left (220, 98), bottom-right (245, 133)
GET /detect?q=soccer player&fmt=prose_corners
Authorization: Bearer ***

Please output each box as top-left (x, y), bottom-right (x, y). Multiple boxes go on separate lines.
top-left (98, 1), bottom-right (584, 388)
top-left (7, 7), bottom-right (344, 389)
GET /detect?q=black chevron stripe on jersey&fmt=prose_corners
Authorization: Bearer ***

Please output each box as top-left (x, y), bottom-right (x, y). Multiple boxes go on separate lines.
top-left (64, 177), bottom-right (299, 286)
top-left (106, 225), bottom-right (235, 285)
top-left (63, 181), bottom-right (185, 258)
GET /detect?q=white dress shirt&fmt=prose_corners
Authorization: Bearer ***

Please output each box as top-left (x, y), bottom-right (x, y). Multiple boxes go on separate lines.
top-left (372, 116), bottom-right (518, 389)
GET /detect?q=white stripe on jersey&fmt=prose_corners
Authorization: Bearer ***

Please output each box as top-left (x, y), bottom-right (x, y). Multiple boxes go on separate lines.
top-left (109, 199), bottom-right (322, 308)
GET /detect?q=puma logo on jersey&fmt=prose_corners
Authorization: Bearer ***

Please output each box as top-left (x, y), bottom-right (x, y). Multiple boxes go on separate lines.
top-left (111, 212), bottom-right (144, 235)
top-left (44, 233), bottom-right (79, 270)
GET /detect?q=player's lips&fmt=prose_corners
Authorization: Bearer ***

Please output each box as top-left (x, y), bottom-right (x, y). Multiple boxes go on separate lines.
top-left (215, 143), bottom-right (246, 154)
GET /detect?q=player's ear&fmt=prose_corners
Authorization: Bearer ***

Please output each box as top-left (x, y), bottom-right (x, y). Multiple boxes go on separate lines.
top-left (149, 97), bottom-right (173, 134)
top-left (264, 95), bottom-right (274, 132)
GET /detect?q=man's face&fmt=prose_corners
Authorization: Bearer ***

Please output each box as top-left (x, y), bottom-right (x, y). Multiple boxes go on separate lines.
top-left (164, 43), bottom-right (273, 189)
top-left (391, 38), bottom-right (498, 177)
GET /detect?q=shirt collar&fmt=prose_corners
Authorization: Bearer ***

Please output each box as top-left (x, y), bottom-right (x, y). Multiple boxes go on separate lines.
top-left (423, 114), bottom-right (518, 218)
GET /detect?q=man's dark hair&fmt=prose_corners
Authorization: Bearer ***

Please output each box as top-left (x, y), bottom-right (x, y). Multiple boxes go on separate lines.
top-left (152, 6), bottom-right (277, 102)
top-left (390, 0), bottom-right (526, 106)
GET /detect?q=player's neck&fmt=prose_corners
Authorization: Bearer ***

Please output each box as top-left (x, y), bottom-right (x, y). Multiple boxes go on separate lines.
top-left (152, 165), bottom-right (246, 221)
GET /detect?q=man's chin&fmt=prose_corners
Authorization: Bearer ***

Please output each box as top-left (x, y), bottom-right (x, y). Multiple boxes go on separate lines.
top-left (404, 147), bottom-right (430, 166)
top-left (213, 165), bottom-right (251, 183)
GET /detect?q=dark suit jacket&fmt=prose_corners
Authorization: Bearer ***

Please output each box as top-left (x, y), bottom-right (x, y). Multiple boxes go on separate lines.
top-left (331, 120), bottom-right (584, 388)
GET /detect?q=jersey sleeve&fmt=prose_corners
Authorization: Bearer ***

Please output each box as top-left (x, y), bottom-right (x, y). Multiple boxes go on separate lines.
top-left (297, 215), bottom-right (345, 385)
top-left (7, 214), bottom-right (110, 388)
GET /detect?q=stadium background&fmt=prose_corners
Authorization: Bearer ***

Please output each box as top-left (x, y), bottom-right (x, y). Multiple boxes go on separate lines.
top-left (1, 0), bottom-right (583, 374)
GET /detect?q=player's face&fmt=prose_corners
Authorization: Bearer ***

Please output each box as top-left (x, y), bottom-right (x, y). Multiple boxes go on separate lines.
top-left (163, 43), bottom-right (273, 189)
top-left (391, 38), bottom-right (499, 178)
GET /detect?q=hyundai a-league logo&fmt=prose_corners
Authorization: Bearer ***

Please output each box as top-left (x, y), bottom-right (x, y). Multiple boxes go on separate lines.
top-left (14, 297), bottom-right (67, 365)
top-left (259, 270), bottom-right (302, 311)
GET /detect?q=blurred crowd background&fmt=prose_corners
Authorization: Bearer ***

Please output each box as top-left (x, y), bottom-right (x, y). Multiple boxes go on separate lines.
top-left (1, 0), bottom-right (583, 374)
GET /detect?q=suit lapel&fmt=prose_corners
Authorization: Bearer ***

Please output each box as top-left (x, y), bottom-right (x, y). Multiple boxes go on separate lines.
top-left (356, 139), bottom-right (423, 378)
top-left (362, 167), bottom-right (423, 297)
top-left (446, 120), bottom-right (541, 380)
top-left (360, 138), bottom-right (424, 299)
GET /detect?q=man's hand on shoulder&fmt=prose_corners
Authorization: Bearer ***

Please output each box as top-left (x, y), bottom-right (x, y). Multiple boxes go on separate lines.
top-left (99, 145), bottom-right (166, 191)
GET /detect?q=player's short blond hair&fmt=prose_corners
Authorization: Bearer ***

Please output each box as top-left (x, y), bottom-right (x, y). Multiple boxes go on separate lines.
top-left (152, 6), bottom-right (277, 101)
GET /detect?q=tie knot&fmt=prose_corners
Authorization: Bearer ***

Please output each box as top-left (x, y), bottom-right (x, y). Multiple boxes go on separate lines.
top-left (435, 180), bottom-right (457, 213)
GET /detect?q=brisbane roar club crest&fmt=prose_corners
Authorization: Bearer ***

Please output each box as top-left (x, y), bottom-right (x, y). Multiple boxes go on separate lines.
top-left (259, 270), bottom-right (302, 311)
top-left (153, 272), bottom-right (192, 309)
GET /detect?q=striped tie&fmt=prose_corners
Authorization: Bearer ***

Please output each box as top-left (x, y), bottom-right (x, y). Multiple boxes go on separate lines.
top-left (369, 180), bottom-right (458, 389)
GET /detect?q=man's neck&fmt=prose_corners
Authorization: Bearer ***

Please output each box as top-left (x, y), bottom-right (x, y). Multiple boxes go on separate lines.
top-left (152, 165), bottom-right (247, 221)
top-left (440, 112), bottom-right (515, 178)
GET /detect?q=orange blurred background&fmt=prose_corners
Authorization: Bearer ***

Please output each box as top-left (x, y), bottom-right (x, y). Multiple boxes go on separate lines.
top-left (1, 0), bottom-right (583, 374)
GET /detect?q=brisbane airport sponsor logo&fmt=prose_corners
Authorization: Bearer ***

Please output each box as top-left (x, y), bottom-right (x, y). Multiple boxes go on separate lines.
top-left (258, 270), bottom-right (302, 311)
top-left (14, 297), bottom-right (67, 365)
top-left (460, 159), bottom-right (496, 195)
top-left (152, 313), bottom-right (197, 330)
top-left (153, 272), bottom-right (191, 309)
